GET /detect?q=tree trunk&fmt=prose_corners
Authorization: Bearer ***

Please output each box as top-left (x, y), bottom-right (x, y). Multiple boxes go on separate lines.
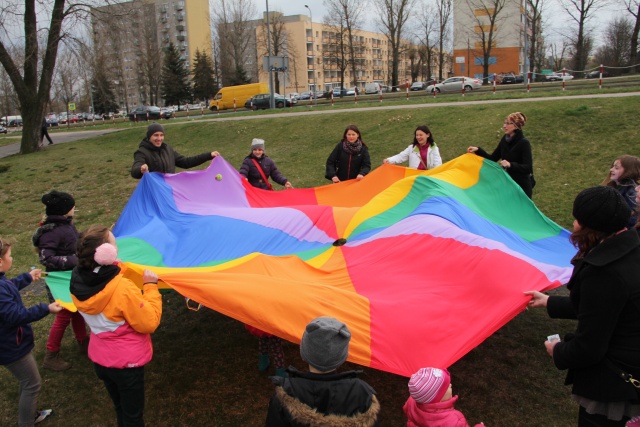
top-left (20, 100), bottom-right (44, 154)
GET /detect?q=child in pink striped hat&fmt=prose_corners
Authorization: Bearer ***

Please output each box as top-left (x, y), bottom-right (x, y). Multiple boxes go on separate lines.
top-left (403, 367), bottom-right (484, 427)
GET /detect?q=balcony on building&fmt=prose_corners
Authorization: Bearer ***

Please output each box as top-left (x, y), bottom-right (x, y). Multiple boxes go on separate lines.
top-left (176, 13), bottom-right (184, 21)
top-left (174, 1), bottom-right (184, 11)
top-left (177, 34), bottom-right (186, 41)
top-left (176, 24), bottom-right (185, 31)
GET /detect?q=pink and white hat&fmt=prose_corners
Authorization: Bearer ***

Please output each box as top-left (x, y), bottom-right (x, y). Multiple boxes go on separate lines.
top-left (408, 367), bottom-right (451, 404)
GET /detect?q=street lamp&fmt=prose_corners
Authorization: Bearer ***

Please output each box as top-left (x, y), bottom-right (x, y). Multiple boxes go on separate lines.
top-left (266, 0), bottom-right (275, 109)
top-left (304, 5), bottom-right (316, 94)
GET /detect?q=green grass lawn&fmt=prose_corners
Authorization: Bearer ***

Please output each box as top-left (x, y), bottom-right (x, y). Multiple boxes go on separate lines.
top-left (0, 95), bottom-right (638, 426)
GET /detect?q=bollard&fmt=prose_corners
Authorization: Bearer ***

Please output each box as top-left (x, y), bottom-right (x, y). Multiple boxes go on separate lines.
top-left (379, 90), bottom-right (383, 102)
top-left (233, 98), bottom-right (237, 112)
top-left (331, 92), bottom-right (334, 106)
top-left (461, 81), bottom-right (465, 97)
top-left (562, 68), bottom-right (566, 91)
top-left (354, 91), bottom-right (358, 104)
top-left (186, 105), bottom-right (190, 117)
top-left (250, 97), bottom-right (254, 110)
top-left (599, 64), bottom-right (603, 90)
top-left (527, 72), bottom-right (531, 93)
top-left (493, 74), bottom-right (496, 94)
top-left (405, 86), bottom-right (409, 100)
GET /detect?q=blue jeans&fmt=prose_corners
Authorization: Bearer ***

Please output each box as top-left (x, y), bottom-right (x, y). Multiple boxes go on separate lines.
top-left (94, 363), bottom-right (145, 427)
top-left (5, 351), bottom-right (41, 427)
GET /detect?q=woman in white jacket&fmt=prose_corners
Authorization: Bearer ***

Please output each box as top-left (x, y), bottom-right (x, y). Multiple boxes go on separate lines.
top-left (383, 125), bottom-right (442, 170)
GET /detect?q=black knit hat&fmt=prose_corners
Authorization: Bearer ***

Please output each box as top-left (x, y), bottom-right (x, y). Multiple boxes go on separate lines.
top-left (146, 123), bottom-right (164, 139)
top-left (42, 191), bottom-right (75, 216)
top-left (572, 186), bottom-right (631, 233)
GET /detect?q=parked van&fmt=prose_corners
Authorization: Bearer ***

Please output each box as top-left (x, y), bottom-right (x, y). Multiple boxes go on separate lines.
top-left (1, 115), bottom-right (22, 126)
top-left (364, 82), bottom-right (382, 94)
top-left (209, 83), bottom-right (269, 111)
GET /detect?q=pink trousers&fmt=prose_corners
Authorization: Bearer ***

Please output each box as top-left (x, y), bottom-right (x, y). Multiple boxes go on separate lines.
top-left (46, 309), bottom-right (88, 352)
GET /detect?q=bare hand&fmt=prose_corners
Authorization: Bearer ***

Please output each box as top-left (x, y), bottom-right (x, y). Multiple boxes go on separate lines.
top-left (29, 269), bottom-right (42, 281)
top-left (356, 174), bottom-right (364, 181)
top-left (544, 339), bottom-right (558, 357)
top-left (332, 177), bottom-right (340, 183)
top-left (499, 160), bottom-right (511, 169)
top-left (284, 182), bottom-right (293, 189)
top-left (467, 146), bottom-right (478, 153)
top-left (523, 291), bottom-right (549, 308)
top-left (48, 302), bottom-right (63, 314)
top-left (141, 164), bottom-right (149, 174)
top-left (142, 269), bottom-right (158, 284)
top-left (383, 159), bottom-right (389, 164)
top-left (211, 151), bottom-right (220, 158)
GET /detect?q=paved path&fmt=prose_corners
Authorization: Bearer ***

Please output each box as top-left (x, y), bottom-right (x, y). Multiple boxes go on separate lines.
top-left (1, 91), bottom-right (638, 159)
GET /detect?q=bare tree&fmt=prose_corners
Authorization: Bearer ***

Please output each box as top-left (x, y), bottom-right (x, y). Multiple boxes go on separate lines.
top-left (373, 0), bottom-right (416, 90)
top-left (435, 0), bottom-right (453, 80)
top-left (212, 0), bottom-right (257, 86)
top-left (323, 12), bottom-right (351, 93)
top-left (593, 17), bottom-right (634, 70)
top-left (560, 0), bottom-right (608, 75)
top-left (325, 0), bottom-right (367, 88)
top-left (51, 49), bottom-right (81, 117)
top-left (625, 0), bottom-right (640, 71)
top-left (256, 12), bottom-right (290, 93)
top-left (466, 0), bottom-right (509, 84)
top-left (526, 0), bottom-right (546, 73)
top-left (416, 2), bottom-right (438, 81)
top-left (0, 0), bottom-right (122, 153)
top-left (549, 39), bottom-right (571, 70)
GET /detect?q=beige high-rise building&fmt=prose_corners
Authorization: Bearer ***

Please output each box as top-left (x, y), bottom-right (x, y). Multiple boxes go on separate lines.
top-left (93, 0), bottom-right (211, 109)
top-left (247, 12), bottom-right (413, 94)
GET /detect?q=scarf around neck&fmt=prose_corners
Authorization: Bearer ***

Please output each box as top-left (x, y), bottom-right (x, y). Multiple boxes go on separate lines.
top-left (343, 139), bottom-right (362, 155)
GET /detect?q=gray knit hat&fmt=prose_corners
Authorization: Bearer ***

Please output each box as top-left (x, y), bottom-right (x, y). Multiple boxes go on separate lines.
top-left (147, 123), bottom-right (164, 139)
top-left (300, 316), bottom-right (351, 372)
top-left (251, 138), bottom-right (265, 150)
top-left (572, 186), bottom-right (631, 233)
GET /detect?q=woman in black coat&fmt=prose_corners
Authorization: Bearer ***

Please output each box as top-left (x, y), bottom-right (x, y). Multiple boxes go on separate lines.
top-left (467, 111), bottom-right (533, 198)
top-left (325, 124), bottom-right (371, 183)
top-left (526, 186), bottom-right (640, 426)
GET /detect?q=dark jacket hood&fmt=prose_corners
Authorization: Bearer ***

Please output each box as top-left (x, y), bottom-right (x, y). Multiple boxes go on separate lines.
top-left (70, 264), bottom-right (121, 301)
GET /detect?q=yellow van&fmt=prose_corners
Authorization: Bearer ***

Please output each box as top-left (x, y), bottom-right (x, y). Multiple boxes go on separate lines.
top-left (209, 83), bottom-right (269, 111)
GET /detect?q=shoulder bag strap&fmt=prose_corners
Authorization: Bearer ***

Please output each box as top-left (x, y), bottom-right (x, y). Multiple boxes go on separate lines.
top-left (251, 158), bottom-right (274, 191)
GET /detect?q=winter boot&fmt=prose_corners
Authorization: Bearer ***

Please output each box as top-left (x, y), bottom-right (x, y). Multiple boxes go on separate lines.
top-left (43, 350), bottom-right (71, 371)
top-left (258, 354), bottom-right (270, 372)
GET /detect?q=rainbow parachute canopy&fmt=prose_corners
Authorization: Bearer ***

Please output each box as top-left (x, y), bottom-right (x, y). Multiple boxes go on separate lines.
top-left (48, 154), bottom-right (574, 377)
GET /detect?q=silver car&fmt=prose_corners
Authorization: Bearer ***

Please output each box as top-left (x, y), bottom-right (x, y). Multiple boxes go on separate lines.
top-left (426, 76), bottom-right (482, 93)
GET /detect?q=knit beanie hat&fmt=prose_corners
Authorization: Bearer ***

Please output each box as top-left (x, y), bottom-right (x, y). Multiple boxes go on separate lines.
top-left (42, 190), bottom-right (75, 216)
top-left (506, 112), bottom-right (527, 129)
top-left (408, 367), bottom-right (451, 404)
top-left (251, 138), bottom-right (265, 150)
top-left (572, 186), bottom-right (631, 233)
top-left (300, 316), bottom-right (351, 372)
top-left (147, 123), bottom-right (164, 139)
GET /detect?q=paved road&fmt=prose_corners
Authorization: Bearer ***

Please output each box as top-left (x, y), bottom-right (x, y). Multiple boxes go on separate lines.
top-left (1, 91), bottom-right (638, 159)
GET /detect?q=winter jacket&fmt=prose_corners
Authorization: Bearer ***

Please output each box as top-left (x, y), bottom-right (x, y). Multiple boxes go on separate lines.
top-left (474, 130), bottom-right (533, 198)
top-left (325, 142), bottom-right (371, 182)
top-left (265, 367), bottom-right (380, 426)
top-left (239, 154), bottom-right (288, 190)
top-left (386, 143), bottom-right (443, 170)
top-left (131, 138), bottom-right (213, 179)
top-left (403, 395), bottom-right (482, 427)
top-left (32, 215), bottom-right (78, 272)
top-left (70, 264), bottom-right (162, 369)
top-left (613, 179), bottom-right (638, 228)
top-left (547, 229), bottom-right (640, 403)
top-left (0, 272), bottom-right (50, 365)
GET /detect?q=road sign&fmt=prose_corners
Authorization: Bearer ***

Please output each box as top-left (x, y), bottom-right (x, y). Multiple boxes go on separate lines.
top-left (68, 103), bottom-right (76, 111)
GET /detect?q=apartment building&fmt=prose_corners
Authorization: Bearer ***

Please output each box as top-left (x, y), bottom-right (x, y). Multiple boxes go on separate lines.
top-left (452, 0), bottom-right (527, 79)
top-left (93, 0), bottom-right (211, 109)
top-left (248, 12), bottom-right (414, 94)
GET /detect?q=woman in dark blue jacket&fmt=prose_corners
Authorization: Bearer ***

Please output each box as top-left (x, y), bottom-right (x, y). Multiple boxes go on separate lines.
top-left (0, 237), bottom-right (62, 425)
top-left (526, 186), bottom-right (640, 426)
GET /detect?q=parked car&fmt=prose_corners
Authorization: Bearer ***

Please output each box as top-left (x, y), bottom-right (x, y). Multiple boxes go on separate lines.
top-left (244, 93), bottom-right (295, 109)
top-left (410, 81), bottom-right (427, 91)
top-left (46, 114), bottom-right (59, 127)
top-left (288, 92), bottom-right (300, 101)
top-left (545, 72), bottom-right (573, 81)
top-left (500, 74), bottom-right (524, 84)
top-left (2, 115), bottom-right (23, 126)
top-left (332, 87), bottom-right (348, 97)
top-left (0, 125), bottom-right (7, 134)
top-left (426, 76), bottom-right (482, 93)
top-left (160, 107), bottom-right (174, 118)
top-left (585, 70), bottom-right (611, 79)
top-left (128, 106), bottom-right (167, 121)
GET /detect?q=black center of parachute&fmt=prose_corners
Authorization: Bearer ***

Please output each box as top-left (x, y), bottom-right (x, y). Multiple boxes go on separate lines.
top-left (333, 238), bottom-right (347, 246)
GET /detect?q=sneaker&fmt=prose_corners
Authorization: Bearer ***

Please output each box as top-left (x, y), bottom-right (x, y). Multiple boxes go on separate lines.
top-left (35, 409), bottom-right (53, 424)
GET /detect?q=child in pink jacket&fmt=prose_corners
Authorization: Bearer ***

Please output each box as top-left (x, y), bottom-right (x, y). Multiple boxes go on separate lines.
top-left (403, 367), bottom-right (484, 427)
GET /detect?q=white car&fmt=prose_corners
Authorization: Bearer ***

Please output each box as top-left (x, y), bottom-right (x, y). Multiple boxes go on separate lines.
top-left (545, 72), bottom-right (574, 81)
top-left (426, 77), bottom-right (482, 93)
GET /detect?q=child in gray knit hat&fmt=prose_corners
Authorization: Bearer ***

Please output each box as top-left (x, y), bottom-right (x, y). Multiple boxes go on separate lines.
top-left (265, 316), bottom-right (380, 426)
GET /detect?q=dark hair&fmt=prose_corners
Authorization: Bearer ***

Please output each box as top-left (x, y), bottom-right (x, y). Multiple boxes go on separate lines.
top-left (0, 237), bottom-right (10, 258)
top-left (77, 225), bottom-right (110, 270)
top-left (341, 124), bottom-right (365, 145)
top-left (569, 226), bottom-right (611, 259)
top-left (603, 155), bottom-right (640, 186)
top-left (412, 125), bottom-right (435, 147)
